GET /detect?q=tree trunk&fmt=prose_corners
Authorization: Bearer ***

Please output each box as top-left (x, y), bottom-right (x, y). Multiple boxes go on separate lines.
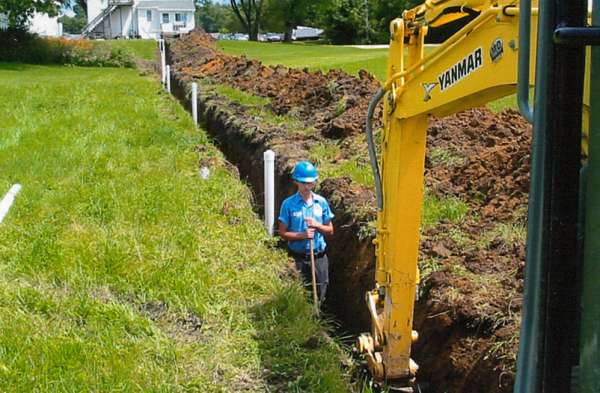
top-left (230, 0), bottom-right (262, 41)
top-left (284, 23), bottom-right (293, 42)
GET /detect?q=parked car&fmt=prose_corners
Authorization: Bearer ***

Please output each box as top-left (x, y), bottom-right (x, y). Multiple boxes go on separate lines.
top-left (265, 33), bottom-right (283, 42)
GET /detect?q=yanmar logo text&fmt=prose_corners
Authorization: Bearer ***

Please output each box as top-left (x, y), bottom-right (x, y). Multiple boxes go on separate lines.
top-left (438, 47), bottom-right (483, 92)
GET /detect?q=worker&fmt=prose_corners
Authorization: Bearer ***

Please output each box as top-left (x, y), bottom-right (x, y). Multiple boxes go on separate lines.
top-left (278, 161), bottom-right (334, 303)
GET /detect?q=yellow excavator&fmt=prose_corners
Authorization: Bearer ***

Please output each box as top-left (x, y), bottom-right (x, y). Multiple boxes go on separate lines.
top-left (360, 0), bottom-right (599, 391)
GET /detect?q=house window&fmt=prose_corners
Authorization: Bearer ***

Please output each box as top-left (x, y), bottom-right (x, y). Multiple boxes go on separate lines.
top-left (175, 13), bottom-right (188, 24)
top-left (146, 10), bottom-right (152, 22)
top-left (162, 13), bottom-right (170, 23)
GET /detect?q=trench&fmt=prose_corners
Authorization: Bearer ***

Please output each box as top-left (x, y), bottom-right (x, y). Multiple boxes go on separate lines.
top-left (166, 66), bottom-right (375, 335)
top-left (160, 40), bottom-right (519, 393)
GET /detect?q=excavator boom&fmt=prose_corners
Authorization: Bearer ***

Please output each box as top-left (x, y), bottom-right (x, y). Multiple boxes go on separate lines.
top-left (359, 0), bottom-right (594, 387)
top-left (360, 0), bottom-right (536, 383)
top-left (358, 0), bottom-right (600, 392)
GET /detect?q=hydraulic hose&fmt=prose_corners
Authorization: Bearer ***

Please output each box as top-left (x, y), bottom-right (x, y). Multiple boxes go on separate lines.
top-left (366, 88), bottom-right (385, 211)
top-left (517, 0), bottom-right (534, 122)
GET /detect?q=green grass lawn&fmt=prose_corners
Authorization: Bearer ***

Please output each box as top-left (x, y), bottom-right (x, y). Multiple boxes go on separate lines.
top-left (0, 63), bottom-right (349, 392)
top-left (97, 39), bottom-right (158, 61)
top-left (218, 41), bottom-right (390, 81)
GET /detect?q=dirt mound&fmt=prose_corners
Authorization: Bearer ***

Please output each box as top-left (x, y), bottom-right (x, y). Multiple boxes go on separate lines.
top-left (167, 30), bottom-right (531, 393)
top-left (413, 107), bottom-right (530, 392)
top-left (169, 31), bottom-right (381, 139)
top-left (427, 108), bottom-right (531, 220)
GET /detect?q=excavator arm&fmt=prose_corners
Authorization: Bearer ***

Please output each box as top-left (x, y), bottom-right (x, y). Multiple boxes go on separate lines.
top-left (358, 0), bottom-right (538, 384)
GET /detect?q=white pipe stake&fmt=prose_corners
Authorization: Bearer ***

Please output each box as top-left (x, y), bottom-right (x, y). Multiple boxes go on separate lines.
top-left (191, 82), bottom-right (198, 125)
top-left (161, 49), bottom-right (166, 84)
top-left (166, 65), bottom-right (171, 93)
top-left (199, 166), bottom-right (210, 180)
top-left (264, 150), bottom-right (276, 236)
top-left (0, 184), bottom-right (22, 224)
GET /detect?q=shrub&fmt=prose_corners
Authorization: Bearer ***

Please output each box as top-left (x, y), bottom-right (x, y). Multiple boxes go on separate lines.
top-left (0, 29), bottom-right (135, 67)
top-left (65, 41), bottom-right (136, 67)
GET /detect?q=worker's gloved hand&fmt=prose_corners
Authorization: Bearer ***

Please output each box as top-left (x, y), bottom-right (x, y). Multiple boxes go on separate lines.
top-left (305, 227), bottom-right (316, 239)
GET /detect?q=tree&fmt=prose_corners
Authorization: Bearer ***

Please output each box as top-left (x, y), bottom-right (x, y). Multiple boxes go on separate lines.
top-left (0, 0), bottom-right (67, 29)
top-left (75, 0), bottom-right (87, 16)
top-left (229, 0), bottom-right (264, 41)
top-left (196, 0), bottom-right (241, 33)
top-left (60, 3), bottom-right (87, 34)
top-left (263, 0), bottom-right (321, 42)
top-left (316, 0), bottom-right (419, 44)
top-left (370, 0), bottom-right (420, 43)
top-left (318, 0), bottom-right (362, 44)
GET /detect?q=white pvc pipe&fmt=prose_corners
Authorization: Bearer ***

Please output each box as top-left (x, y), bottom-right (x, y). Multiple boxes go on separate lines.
top-left (166, 65), bottom-right (171, 93)
top-left (199, 166), bottom-right (210, 180)
top-left (160, 45), bottom-right (166, 84)
top-left (191, 82), bottom-right (198, 125)
top-left (0, 184), bottom-right (22, 224)
top-left (264, 150), bottom-right (276, 236)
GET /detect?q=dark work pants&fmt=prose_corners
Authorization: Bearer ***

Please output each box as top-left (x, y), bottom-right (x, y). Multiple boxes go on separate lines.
top-left (291, 252), bottom-right (329, 303)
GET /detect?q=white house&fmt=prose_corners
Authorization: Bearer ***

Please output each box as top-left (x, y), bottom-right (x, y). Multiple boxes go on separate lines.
top-left (83, 0), bottom-right (195, 39)
top-left (29, 13), bottom-right (63, 37)
top-left (0, 12), bottom-right (62, 37)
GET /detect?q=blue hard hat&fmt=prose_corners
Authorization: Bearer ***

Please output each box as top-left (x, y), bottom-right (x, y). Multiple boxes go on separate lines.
top-left (292, 161), bottom-right (318, 183)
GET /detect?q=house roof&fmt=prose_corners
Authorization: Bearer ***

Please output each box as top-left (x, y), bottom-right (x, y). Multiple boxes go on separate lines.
top-left (136, 1), bottom-right (195, 11)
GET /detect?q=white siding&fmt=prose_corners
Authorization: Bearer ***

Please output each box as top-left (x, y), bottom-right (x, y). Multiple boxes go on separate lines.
top-left (29, 12), bottom-right (62, 37)
top-left (0, 12), bottom-right (63, 36)
top-left (87, 0), bottom-right (106, 24)
top-left (107, 5), bottom-right (134, 37)
top-left (86, 1), bottom-right (195, 39)
top-left (185, 11), bottom-right (195, 31)
top-left (0, 13), bottom-right (8, 30)
top-left (122, 6), bottom-right (134, 36)
top-left (137, 9), bottom-right (160, 39)
top-left (158, 11), bottom-right (194, 34)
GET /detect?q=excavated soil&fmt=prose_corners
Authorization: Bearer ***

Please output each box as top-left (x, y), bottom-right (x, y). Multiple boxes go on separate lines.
top-left (165, 30), bottom-right (532, 393)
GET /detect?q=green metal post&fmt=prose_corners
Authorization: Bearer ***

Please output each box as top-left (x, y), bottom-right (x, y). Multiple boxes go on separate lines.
top-left (515, 0), bottom-right (587, 391)
top-left (580, 2), bottom-right (600, 392)
top-left (514, 0), bottom-right (551, 389)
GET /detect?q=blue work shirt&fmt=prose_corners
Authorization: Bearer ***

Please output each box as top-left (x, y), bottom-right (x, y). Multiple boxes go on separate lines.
top-left (278, 192), bottom-right (334, 254)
